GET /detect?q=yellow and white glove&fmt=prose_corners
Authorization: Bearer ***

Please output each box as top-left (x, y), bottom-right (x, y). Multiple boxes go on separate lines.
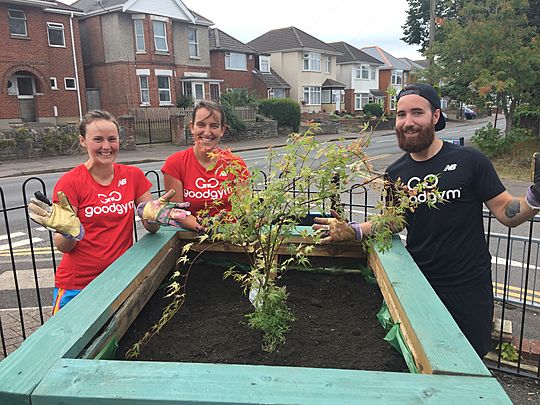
top-left (136, 189), bottom-right (191, 227)
top-left (28, 191), bottom-right (84, 240)
top-left (312, 209), bottom-right (362, 243)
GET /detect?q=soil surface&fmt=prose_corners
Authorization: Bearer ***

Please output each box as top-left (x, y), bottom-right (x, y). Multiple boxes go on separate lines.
top-left (117, 263), bottom-right (408, 372)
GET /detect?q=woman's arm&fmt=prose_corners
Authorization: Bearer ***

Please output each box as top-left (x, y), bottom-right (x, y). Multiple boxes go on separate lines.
top-left (163, 173), bottom-right (202, 231)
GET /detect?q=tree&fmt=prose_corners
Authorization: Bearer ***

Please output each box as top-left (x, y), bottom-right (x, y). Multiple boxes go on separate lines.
top-left (401, 0), bottom-right (462, 54)
top-left (431, 0), bottom-right (540, 134)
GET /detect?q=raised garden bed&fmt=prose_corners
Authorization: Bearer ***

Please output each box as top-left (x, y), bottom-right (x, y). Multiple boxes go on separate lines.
top-left (0, 228), bottom-right (511, 404)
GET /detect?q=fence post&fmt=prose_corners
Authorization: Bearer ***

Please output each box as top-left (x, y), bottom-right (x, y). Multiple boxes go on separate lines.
top-left (118, 115), bottom-right (137, 150)
top-left (170, 113), bottom-right (187, 146)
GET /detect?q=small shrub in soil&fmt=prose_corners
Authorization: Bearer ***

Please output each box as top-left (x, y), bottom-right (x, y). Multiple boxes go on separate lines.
top-left (117, 263), bottom-right (409, 373)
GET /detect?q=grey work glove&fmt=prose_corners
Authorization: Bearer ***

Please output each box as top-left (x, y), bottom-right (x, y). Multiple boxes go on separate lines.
top-left (28, 191), bottom-right (84, 240)
top-left (526, 153), bottom-right (540, 209)
top-left (312, 209), bottom-right (362, 244)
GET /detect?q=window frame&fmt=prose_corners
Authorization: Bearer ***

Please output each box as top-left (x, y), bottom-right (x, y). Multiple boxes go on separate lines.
top-left (391, 70), bottom-right (403, 85)
top-left (152, 20), bottom-right (168, 52)
top-left (138, 75), bottom-right (150, 106)
top-left (8, 9), bottom-right (27, 37)
top-left (324, 56), bottom-right (331, 74)
top-left (302, 86), bottom-right (321, 105)
top-left (259, 55), bottom-right (270, 73)
top-left (356, 65), bottom-right (370, 80)
top-left (209, 82), bottom-right (220, 101)
top-left (321, 89), bottom-right (331, 104)
top-left (133, 19), bottom-right (145, 53)
top-left (188, 29), bottom-right (199, 58)
top-left (303, 52), bottom-right (321, 72)
top-left (354, 93), bottom-right (370, 110)
top-left (47, 22), bottom-right (66, 47)
top-left (225, 52), bottom-right (247, 71)
top-left (157, 75), bottom-right (172, 105)
top-left (64, 77), bottom-right (77, 91)
top-left (50, 77), bottom-right (58, 90)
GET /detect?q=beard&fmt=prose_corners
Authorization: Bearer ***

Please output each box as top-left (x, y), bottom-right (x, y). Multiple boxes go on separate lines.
top-left (396, 125), bottom-right (435, 154)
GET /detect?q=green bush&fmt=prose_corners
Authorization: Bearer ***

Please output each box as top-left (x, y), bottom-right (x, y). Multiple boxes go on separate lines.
top-left (221, 88), bottom-right (260, 108)
top-left (362, 103), bottom-right (383, 118)
top-left (222, 104), bottom-right (246, 135)
top-left (258, 99), bottom-right (300, 131)
top-left (472, 123), bottom-right (532, 158)
top-left (176, 94), bottom-right (193, 108)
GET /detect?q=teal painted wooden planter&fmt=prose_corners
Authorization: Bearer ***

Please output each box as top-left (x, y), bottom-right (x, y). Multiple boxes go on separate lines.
top-left (0, 228), bottom-right (511, 404)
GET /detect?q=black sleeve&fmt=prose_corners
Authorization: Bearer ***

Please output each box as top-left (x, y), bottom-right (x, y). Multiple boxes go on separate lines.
top-left (470, 148), bottom-right (506, 202)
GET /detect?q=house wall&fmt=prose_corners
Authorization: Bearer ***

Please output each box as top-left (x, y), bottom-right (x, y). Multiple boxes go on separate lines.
top-left (0, 5), bottom-right (86, 128)
top-left (379, 69), bottom-right (391, 112)
top-left (102, 13), bottom-right (135, 63)
top-left (209, 52), bottom-right (255, 91)
top-left (173, 24), bottom-right (210, 67)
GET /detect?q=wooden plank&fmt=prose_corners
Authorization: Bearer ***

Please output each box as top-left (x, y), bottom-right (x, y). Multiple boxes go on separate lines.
top-left (0, 231), bottom-right (178, 405)
top-left (81, 240), bottom-right (181, 359)
top-left (368, 237), bottom-right (491, 376)
top-left (32, 358), bottom-right (511, 404)
top-left (175, 227), bottom-right (366, 259)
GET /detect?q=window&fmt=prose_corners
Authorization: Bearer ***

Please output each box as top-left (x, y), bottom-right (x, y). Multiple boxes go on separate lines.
top-left (321, 89), bottom-right (331, 104)
top-left (370, 67), bottom-right (376, 80)
top-left (356, 65), bottom-right (369, 80)
top-left (50, 77), bottom-right (58, 90)
top-left (324, 56), bottom-right (331, 74)
top-left (210, 83), bottom-right (220, 101)
top-left (268, 88), bottom-right (286, 99)
top-left (390, 95), bottom-right (397, 110)
top-left (153, 20), bottom-right (168, 52)
top-left (302, 86), bottom-right (321, 105)
top-left (64, 78), bottom-right (77, 90)
top-left (303, 53), bottom-right (321, 72)
top-left (355, 93), bottom-right (370, 110)
top-left (47, 22), bottom-right (65, 47)
top-left (259, 56), bottom-right (270, 73)
top-left (8, 9), bottom-right (27, 37)
top-left (193, 83), bottom-right (204, 100)
top-left (157, 76), bottom-right (171, 104)
top-left (134, 19), bottom-right (145, 52)
top-left (183, 82), bottom-right (193, 99)
top-left (139, 75), bottom-right (149, 105)
top-left (225, 52), bottom-right (247, 70)
top-left (188, 29), bottom-right (199, 58)
top-left (391, 70), bottom-right (403, 85)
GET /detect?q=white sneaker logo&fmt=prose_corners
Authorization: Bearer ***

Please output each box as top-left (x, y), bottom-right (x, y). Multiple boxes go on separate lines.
top-left (443, 164), bottom-right (457, 172)
top-left (118, 178), bottom-right (127, 186)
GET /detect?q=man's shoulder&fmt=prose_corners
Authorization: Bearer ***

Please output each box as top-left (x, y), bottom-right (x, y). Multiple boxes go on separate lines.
top-left (386, 152), bottom-right (410, 174)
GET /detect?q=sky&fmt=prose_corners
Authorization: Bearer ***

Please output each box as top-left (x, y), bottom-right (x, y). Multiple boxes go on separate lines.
top-left (64, 0), bottom-right (424, 60)
top-left (182, 0), bottom-right (423, 60)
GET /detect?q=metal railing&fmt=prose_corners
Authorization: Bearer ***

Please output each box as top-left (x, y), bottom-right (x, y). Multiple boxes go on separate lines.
top-left (0, 173), bottom-right (538, 381)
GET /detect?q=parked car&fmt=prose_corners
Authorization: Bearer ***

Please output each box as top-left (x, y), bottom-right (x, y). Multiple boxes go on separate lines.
top-left (463, 107), bottom-right (477, 119)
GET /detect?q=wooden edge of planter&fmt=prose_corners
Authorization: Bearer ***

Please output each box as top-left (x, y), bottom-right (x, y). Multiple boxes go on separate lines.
top-left (0, 231), bottom-right (178, 405)
top-left (175, 226), bottom-right (367, 259)
top-left (81, 238), bottom-right (181, 358)
top-left (31, 358), bottom-right (511, 405)
top-left (368, 236), bottom-right (491, 377)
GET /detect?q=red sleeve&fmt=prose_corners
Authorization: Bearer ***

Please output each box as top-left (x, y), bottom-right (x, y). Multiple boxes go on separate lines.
top-left (161, 150), bottom-right (183, 180)
top-left (52, 169), bottom-right (80, 208)
top-left (132, 166), bottom-right (153, 200)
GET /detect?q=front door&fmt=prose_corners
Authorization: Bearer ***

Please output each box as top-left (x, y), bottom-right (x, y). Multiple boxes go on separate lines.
top-left (16, 76), bottom-right (36, 122)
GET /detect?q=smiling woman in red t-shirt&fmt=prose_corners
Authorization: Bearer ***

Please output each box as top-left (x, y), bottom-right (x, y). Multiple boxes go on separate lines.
top-left (162, 101), bottom-right (248, 231)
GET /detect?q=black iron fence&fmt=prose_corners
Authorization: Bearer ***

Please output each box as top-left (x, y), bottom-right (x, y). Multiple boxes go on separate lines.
top-left (0, 172), bottom-right (539, 381)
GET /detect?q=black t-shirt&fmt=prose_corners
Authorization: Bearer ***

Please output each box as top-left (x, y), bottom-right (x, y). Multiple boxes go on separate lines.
top-left (386, 142), bottom-right (506, 290)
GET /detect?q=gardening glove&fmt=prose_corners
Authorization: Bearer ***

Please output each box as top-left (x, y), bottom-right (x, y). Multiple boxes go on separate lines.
top-left (526, 153), bottom-right (540, 209)
top-left (136, 189), bottom-right (191, 227)
top-left (312, 209), bottom-right (362, 244)
top-left (28, 191), bottom-right (85, 240)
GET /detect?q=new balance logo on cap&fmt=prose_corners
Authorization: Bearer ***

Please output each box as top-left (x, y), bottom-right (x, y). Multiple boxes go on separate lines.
top-left (443, 164), bottom-right (457, 172)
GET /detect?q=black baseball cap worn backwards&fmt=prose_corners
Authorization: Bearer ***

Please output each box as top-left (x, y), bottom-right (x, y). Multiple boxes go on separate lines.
top-left (397, 83), bottom-right (446, 131)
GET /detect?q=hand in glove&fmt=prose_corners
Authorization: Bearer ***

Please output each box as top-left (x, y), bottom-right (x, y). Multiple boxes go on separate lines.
top-left (28, 191), bottom-right (85, 240)
top-left (312, 209), bottom-right (362, 244)
top-left (526, 153), bottom-right (540, 209)
top-left (136, 189), bottom-right (191, 227)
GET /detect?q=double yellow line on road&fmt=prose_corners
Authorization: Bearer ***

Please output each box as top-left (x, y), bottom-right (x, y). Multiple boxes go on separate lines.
top-left (493, 281), bottom-right (540, 306)
top-left (0, 247), bottom-right (60, 257)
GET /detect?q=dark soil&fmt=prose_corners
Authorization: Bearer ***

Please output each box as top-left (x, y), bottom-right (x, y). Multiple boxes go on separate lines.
top-left (491, 369), bottom-right (540, 404)
top-left (117, 263), bottom-right (408, 372)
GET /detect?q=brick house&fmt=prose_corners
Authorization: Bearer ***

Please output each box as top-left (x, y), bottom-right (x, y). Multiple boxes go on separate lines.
top-left (361, 46), bottom-right (412, 113)
top-left (329, 41), bottom-right (384, 114)
top-left (248, 27), bottom-right (343, 112)
top-left (209, 27), bottom-right (290, 99)
top-left (0, 0), bottom-right (86, 129)
top-left (71, 0), bottom-right (216, 118)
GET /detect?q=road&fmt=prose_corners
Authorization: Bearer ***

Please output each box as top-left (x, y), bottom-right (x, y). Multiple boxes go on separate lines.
top-left (1, 117), bottom-right (538, 310)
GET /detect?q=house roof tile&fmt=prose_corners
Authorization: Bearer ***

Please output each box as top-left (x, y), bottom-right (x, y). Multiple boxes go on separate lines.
top-left (253, 69), bottom-right (290, 89)
top-left (209, 28), bottom-right (257, 54)
top-left (361, 46), bottom-right (410, 70)
top-left (321, 78), bottom-right (346, 88)
top-left (247, 26), bottom-right (341, 55)
top-left (329, 41), bottom-right (383, 65)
